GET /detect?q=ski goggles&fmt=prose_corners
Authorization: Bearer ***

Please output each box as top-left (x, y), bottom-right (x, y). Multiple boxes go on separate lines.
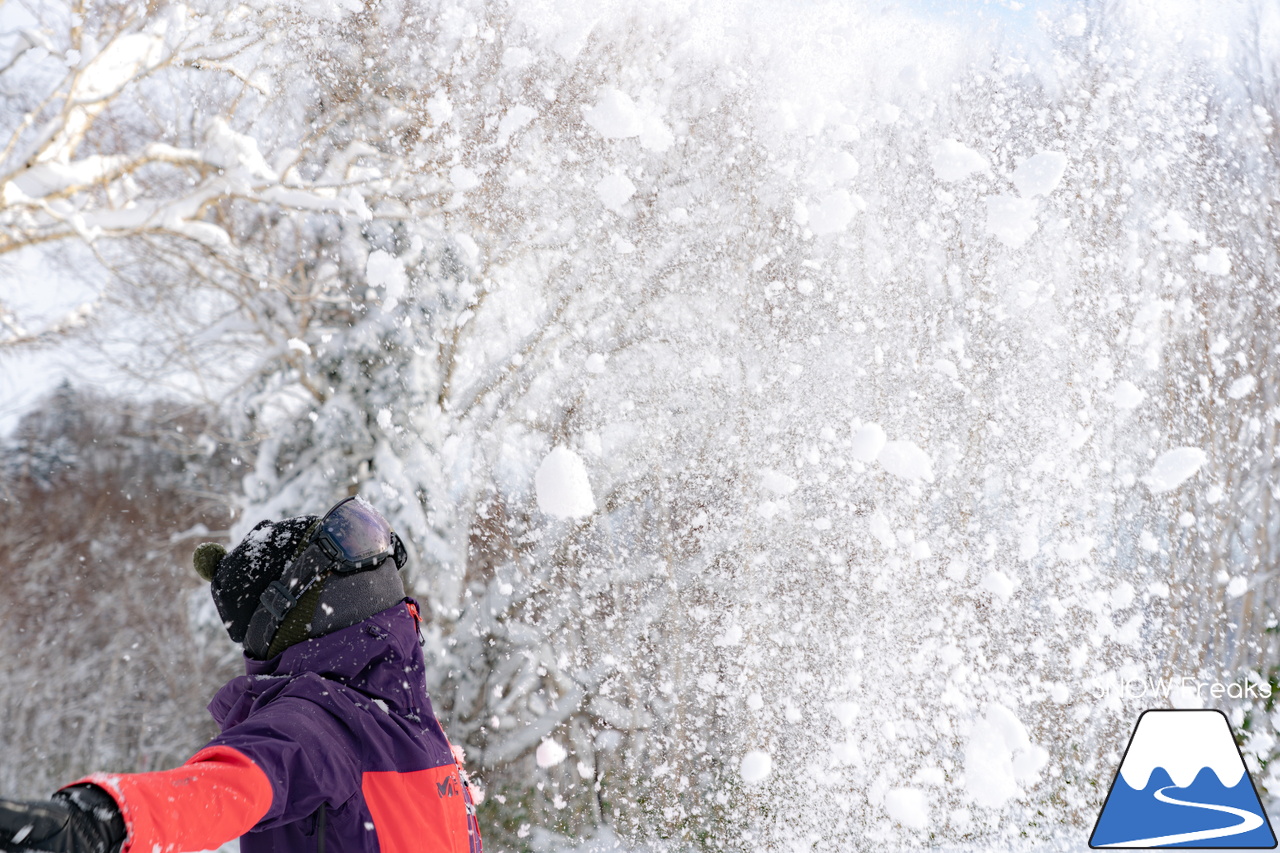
top-left (244, 496), bottom-right (408, 658)
top-left (306, 496), bottom-right (408, 573)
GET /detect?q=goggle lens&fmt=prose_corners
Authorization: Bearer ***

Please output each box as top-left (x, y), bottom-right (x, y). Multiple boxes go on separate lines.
top-left (321, 497), bottom-right (394, 566)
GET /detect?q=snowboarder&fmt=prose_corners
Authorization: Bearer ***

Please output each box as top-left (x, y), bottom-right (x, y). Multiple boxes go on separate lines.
top-left (0, 495), bottom-right (482, 853)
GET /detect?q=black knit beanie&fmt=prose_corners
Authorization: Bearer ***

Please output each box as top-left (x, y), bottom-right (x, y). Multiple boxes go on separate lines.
top-left (193, 509), bottom-right (409, 658)
top-left (194, 516), bottom-right (319, 643)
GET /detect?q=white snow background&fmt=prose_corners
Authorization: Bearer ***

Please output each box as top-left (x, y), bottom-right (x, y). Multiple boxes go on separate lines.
top-left (3, 0), bottom-right (1280, 850)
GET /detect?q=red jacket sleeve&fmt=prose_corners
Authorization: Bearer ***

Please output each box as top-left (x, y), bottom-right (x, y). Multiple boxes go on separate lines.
top-left (65, 745), bottom-right (273, 853)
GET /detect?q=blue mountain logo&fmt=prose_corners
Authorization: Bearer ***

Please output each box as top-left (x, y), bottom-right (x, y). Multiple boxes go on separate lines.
top-left (1091, 709), bottom-right (1277, 848)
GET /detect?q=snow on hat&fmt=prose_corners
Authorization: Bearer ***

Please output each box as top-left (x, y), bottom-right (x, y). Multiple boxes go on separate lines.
top-left (193, 516), bottom-right (319, 644)
top-left (193, 506), bottom-right (409, 659)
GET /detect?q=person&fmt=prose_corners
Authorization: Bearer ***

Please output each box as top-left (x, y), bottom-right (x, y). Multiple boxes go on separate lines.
top-left (0, 496), bottom-right (482, 853)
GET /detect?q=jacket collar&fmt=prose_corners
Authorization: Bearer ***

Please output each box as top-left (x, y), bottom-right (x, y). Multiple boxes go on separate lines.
top-left (209, 598), bottom-right (427, 727)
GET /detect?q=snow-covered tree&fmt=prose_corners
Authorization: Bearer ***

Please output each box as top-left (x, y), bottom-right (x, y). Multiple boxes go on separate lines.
top-left (6, 0), bottom-right (1280, 848)
top-left (20, 0), bottom-right (803, 844)
top-left (0, 0), bottom-right (362, 352)
top-left (0, 385), bottom-right (242, 797)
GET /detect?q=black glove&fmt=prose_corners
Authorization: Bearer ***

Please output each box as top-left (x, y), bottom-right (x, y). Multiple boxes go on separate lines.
top-left (0, 785), bottom-right (125, 853)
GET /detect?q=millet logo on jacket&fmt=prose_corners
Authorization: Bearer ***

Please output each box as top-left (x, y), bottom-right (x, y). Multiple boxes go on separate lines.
top-left (437, 776), bottom-right (459, 798)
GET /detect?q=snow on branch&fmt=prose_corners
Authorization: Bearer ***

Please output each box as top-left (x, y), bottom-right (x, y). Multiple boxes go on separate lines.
top-left (0, 3), bottom-right (365, 350)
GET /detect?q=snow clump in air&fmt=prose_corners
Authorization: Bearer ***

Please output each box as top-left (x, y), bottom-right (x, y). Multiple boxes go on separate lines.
top-left (931, 139), bottom-right (989, 182)
top-left (595, 172), bottom-right (637, 213)
top-left (878, 440), bottom-right (933, 482)
top-left (1228, 375), bottom-right (1257, 399)
top-left (739, 749), bottom-right (772, 783)
top-left (1193, 246), bottom-right (1231, 276)
top-left (583, 88), bottom-right (672, 151)
top-left (868, 511), bottom-right (896, 549)
top-left (850, 422), bottom-right (887, 463)
top-left (585, 90), bottom-right (644, 138)
top-left (426, 90), bottom-right (452, 126)
top-left (963, 704), bottom-right (1049, 809)
top-left (805, 190), bottom-right (859, 235)
top-left (449, 165), bottom-right (480, 192)
top-left (1154, 210), bottom-right (1204, 244)
top-left (884, 787), bottom-right (929, 831)
top-left (366, 250), bottom-right (407, 311)
top-left (536, 738), bottom-right (568, 768)
top-left (1062, 11), bottom-right (1088, 36)
top-left (984, 194), bottom-right (1040, 248)
top-left (495, 105), bottom-right (537, 146)
top-left (1011, 151), bottom-right (1067, 197)
top-left (981, 570), bottom-right (1017, 602)
top-left (1112, 380), bottom-right (1146, 410)
top-left (535, 446), bottom-right (597, 518)
top-left (760, 469), bottom-right (799, 496)
top-left (1144, 447), bottom-right (1208, 493)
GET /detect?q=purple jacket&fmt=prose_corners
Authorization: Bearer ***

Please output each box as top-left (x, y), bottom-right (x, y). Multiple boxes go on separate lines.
top-left (76, 600), bottom-right (480, 853)
top-left (204, 598), bottom-right (481, 853)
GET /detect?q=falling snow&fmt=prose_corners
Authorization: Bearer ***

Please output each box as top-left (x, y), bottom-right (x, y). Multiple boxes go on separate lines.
top-left (3, 0), bottom-right (1280, 850)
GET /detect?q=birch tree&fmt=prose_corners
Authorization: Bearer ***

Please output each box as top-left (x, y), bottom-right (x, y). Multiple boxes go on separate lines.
top-left (0, 0), bottom-right (362, 352)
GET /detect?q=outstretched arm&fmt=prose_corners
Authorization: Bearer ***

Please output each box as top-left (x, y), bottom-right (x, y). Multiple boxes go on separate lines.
top-left (72, 745), bottom-right (273, 853)
top-left (0, 746), bottom-right (273, 853)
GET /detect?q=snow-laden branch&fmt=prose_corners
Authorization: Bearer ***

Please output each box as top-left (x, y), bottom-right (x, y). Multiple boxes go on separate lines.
top-left (0, 9), bottom-right (371, 349)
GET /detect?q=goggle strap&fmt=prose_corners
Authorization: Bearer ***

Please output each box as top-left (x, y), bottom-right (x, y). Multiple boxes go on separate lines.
top-left (259, 580), bottom-right (298, 622)
top-left (393, 532), bottom-right (407, 570)
top-left (243, 545), bottom-right (331, 659)
top-left (242, 497), bottom-right (407, 659)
